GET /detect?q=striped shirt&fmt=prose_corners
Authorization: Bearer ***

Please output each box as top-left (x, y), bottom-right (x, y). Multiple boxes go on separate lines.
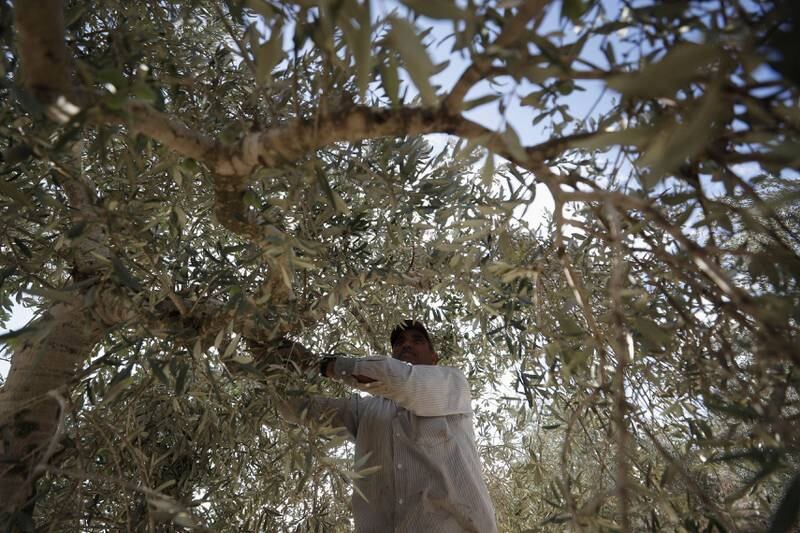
top-left (282, 356), bottom-right (498, 533)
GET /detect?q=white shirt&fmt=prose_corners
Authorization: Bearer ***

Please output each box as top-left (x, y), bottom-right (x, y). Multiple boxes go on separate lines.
top-left (282, 356), bottom-right (498, 533)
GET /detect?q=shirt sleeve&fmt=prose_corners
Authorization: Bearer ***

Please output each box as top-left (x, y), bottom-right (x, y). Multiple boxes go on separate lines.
top-left (277, 394), bottom-right (360, 440)
top-left (332, 357), bottom-right (472, 417)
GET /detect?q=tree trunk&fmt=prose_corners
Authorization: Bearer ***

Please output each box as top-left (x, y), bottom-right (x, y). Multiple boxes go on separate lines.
top-left (0, 301), bottom-right (102, 514)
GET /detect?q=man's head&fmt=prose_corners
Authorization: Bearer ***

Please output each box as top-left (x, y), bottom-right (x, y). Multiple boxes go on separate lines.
top-left (390, 320), bottom-right (438, 366)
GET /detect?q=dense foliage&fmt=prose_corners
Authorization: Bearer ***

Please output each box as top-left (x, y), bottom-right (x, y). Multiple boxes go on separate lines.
top-left (0, 0), bottom-right (798, 531)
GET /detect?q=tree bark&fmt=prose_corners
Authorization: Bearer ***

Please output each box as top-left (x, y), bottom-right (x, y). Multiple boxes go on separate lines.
top-left (0, 302), bottom-right (103, 513)
top-left (13, 0), bottom-right (74, 119)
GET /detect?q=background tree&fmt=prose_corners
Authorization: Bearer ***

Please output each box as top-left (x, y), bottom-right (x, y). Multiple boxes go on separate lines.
top-left (1, 0), bottom-right (798, 531)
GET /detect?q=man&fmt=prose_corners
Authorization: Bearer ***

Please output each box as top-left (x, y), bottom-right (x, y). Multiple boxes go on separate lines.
top-left (280, 320), bottom-right (498, 533)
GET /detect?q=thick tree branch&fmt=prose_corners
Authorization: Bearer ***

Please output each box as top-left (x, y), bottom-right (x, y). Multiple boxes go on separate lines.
top-left (214, 107), bottom-right (461, 176)
top-left (121, 102), bottom-right (220, 164)
top-left (14, 0), bottom-right (73, 112)
top-left (0, 301), bottom-right (104, 511)
top-left (215, 106), bottom-right (600, 178)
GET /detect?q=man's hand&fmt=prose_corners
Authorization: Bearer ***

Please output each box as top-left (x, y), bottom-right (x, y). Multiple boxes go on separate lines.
top-left (272, 339), bottom-right (315, 370)
top-left (320, 356), bottom-right (343, 378)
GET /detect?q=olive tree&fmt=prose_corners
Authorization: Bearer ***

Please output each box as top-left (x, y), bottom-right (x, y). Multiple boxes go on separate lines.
top-left (1, 0), bottom-right (798, 530)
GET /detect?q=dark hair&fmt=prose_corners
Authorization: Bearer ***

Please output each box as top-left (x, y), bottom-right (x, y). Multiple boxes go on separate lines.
top-left (390, 320), bottom-right (433, 348)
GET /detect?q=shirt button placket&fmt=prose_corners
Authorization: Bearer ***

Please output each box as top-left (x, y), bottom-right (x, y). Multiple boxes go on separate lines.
top-left (392, 417), bottom-right (404, 517)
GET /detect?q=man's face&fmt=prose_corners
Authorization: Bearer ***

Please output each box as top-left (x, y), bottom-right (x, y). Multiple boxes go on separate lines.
top-left (391, 329), bottom-right (438, 366)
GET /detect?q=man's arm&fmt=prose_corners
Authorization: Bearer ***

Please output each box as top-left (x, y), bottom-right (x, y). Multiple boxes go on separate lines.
top-left (326, 357), bottom-right (472, 417)
top-left (277, 395), bottom-right (360, 440)
top-left (271, 342), bottom-right (360, 438)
